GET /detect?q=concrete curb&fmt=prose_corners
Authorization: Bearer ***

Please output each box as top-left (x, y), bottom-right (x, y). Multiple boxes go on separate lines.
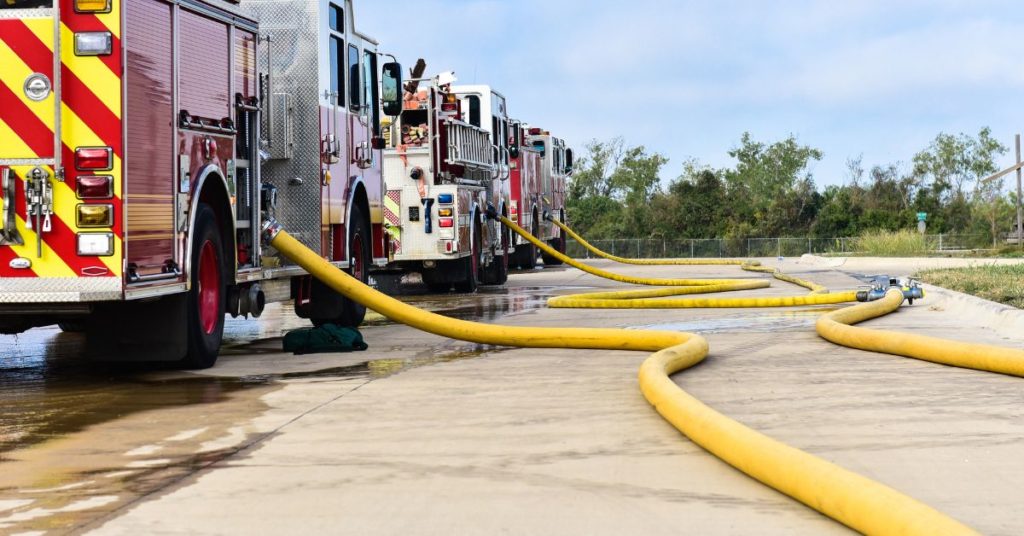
top-left (920, 282), bottom-right (1024, 339)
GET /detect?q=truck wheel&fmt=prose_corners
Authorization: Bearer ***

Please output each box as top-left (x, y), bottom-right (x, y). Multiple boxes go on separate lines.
top-left (339, 204), bottom-right (370, 326)
top-left (541, 211), bottom-right (566, 266)
top-left (495, 225), bottom-right (510, 284)
top-left (518, 220), bottom-right (539, 270)
top-left (454, 221), bottom-right (481, 293)
top-left (182, 203), bottom-right (225, 369)
top-left (58, 320), bottom-right (86, 333)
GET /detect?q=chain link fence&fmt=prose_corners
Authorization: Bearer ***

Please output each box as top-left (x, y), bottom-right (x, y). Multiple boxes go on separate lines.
top-left (566, 234), bottom-right (988, 259)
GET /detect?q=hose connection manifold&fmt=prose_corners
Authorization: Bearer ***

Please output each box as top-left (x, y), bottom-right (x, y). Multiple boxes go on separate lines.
top-left (856, 276), bottom-right (925, 304)
top-left (261, 217), bottom-right (283, 244)
top-left (484, 203), bottom-right (499, 221)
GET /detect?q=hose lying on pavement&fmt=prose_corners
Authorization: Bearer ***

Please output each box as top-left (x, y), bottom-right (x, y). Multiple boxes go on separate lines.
top-left (506, 216), bottom-right (859, 308)
top-left (263, 220), bottom-right (977, 535)
top-left (819, 290), bottom-right (1024, 378)
top-left (551, 217), bottom-right (750, 266)
top-left (548, 216), bottom-right (1024, 378)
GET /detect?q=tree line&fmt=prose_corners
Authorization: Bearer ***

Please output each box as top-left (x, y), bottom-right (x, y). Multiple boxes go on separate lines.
top-left (566, 128), bottom-right (1015, 246)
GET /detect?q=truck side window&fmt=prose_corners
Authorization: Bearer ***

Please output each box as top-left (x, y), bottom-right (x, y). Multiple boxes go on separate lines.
top-left (467, 96), bottom-right (480, 128)
top-left (329, 36), bottom-right (344, 106)
top-left (329, 4), bottom-right (343, 32)
top-left (363, 50), bottom-right (379, 132)
top-left (348, 45), bottom-right (361, 113)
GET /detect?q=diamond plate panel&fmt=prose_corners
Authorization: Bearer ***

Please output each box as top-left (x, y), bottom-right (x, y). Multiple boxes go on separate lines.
top-left (240, 0), bottom-right (324, 260)
top-left (0, 277), bottom-right (122, 303)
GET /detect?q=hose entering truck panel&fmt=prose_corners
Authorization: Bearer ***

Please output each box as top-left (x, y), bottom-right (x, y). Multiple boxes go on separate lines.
top-left (263, 219), bottom-right (981, 535)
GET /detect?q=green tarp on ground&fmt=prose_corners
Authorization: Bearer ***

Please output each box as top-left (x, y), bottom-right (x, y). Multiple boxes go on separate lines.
top-left (283, 325), bottom-right (369, 355)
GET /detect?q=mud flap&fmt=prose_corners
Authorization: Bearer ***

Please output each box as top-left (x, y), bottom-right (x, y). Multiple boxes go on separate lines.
top-left (86, 295), bottom-right (188, 362)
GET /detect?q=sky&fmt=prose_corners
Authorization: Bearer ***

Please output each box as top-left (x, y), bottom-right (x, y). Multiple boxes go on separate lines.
top-left (360, 0), bottom-right (1024, 187)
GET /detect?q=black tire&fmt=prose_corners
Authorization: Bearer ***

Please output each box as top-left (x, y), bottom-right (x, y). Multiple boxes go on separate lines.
top-left (339, 204), bottom-right (370, 326)
top-left (57, 320), bottom-right (86, 333)
top-left (518, 218), bottom-right (539, 270)
top-left (181, 203), bottom-right (225, 369)
top-left (541, 210), bottom-right (567, 266)
top-left (454, 221), bottom-right (481, 293)
top-left (481, 221), bottom-right (509, 286)
top-left (495, 225), bottom-right (510, 284)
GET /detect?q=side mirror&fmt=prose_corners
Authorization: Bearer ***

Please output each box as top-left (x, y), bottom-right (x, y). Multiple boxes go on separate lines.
top-left (381, 62), bottom-right (403, 117)
top-left (565, 148), bottom-right (574, 174)
top-left (509, 145), bottom-right (520, 159)
top-left (371, 136), bottom-right (386, 150)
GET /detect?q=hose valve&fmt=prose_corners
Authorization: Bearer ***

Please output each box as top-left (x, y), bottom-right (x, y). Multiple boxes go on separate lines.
top-left (484, 203), bottom-right (499, 221)
top-left (856, 276), bottom-right (924, 305)
top-left (261, 217), bottom-right (283, 243)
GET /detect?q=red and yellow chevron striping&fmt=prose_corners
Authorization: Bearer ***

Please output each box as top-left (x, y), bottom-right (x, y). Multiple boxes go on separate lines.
top-left (0, 3), bottom-right (123, 280)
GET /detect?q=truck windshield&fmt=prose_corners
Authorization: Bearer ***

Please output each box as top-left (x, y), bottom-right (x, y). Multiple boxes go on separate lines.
top-left (0, 0), bottom-right (53, 8)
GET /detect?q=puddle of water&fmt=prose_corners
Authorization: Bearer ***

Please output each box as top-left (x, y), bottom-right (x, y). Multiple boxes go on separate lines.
top-left (633, 309), bottom-right (840, 334)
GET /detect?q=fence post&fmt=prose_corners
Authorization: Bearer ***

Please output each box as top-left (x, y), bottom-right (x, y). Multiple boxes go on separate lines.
top-left (939, 234), bottom-right (943, 251)
top-left (690, 240), bottom-right (695, 258)
top-left (777, 238), bottom-right (781, 258)
top-left (807, 237), bottom-right (811, 254)
top-left (637, 239), bottom-right (641, 259)
top-left (663, 239), bottom-right (666, 258)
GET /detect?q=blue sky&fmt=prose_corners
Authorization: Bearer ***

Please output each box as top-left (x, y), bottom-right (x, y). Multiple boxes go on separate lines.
top-left (360, 0), bottom-right (1024, 187)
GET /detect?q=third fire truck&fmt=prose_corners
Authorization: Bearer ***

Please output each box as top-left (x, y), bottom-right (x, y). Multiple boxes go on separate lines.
top-left (506, 124), bottom-right (573, 268)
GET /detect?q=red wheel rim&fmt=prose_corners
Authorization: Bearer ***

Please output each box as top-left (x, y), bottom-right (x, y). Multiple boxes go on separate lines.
top-left (198, 241), bottom-right (220, 335)
top-left (351, 232), bottom-right (365, 281)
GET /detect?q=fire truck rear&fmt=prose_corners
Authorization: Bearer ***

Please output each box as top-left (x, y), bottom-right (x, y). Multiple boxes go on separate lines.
top-left (525, 127), bottom-right (573, 265)
top-left (0, 0), bottom-right (402, 368)
top-left (381, 77), bottom-right (510, 291)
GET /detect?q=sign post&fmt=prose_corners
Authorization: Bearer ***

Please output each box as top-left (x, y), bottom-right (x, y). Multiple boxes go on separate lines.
top-left (917, 212), bottom-right (928, 235)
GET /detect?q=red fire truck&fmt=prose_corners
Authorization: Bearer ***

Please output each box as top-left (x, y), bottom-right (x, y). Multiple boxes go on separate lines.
top-left (528, 127), bottom-right (573, 265)
top-left (0, 0), bottom-right (402, 368)
top-left (506, 125), bottom-right (573, 268)
top-left (381, 76), bottom-right (509, 291)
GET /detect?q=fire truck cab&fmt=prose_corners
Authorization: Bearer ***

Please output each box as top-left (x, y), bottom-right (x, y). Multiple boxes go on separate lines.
top-left (381, 79), bottom-right (510, 292)
top-left (0, 0), bottom-right (402, 368)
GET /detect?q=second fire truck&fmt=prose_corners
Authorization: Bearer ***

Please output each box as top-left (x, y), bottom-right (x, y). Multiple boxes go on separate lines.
top-left (381, 77), bottom-right (511, 291)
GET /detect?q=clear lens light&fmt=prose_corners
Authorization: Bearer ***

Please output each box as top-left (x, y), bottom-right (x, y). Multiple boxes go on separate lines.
top-left (77, 233), bottom-right (114, 256)
top-left (75, 32), bottom-right (112, 56)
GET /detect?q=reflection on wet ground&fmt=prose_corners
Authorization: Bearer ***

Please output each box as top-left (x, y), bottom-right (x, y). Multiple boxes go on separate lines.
top-left (632, 307), bottom-right (842, 334)
top-left (0, 280), bottom-right (573, 533)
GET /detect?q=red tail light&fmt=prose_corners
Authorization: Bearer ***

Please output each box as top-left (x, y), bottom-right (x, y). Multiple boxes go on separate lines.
top-left (75, 147), bottom-right (112, 171)
top-left (438, 217), bottom-right (455, 228)
top-left (76, 175), bottom-right (113, 199)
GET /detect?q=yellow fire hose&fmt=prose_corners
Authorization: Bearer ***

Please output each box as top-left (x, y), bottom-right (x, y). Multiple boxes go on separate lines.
top-left (546, 217), bottom-right (1024, 377)
top-left (263, 221), bottom-right (977, 535)
top-left (552, 217), bottom-right (751, 266)
top-left (819, 290), bottom-right (1024, 377)
top-left (507, 216), bottom-right (859, 308)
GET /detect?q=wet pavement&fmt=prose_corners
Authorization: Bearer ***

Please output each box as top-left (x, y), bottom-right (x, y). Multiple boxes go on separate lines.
top-left (0, 270), bottom-right (579, 534)
top-left (1, 259), bottom-right (1023, 534)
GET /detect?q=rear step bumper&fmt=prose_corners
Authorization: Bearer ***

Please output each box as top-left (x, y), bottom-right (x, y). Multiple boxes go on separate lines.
top-left (0, 277), bottom-right (122, 304)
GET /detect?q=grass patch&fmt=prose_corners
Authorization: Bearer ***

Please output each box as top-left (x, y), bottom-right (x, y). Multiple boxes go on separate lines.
top-left (854, 229), bottom-right (930, 257)
top-left (919, 264), bottom-right (1024, 308)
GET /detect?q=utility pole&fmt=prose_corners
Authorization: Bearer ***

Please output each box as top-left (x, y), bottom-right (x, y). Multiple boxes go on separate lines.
top-left (1016, 134), bottom-right (1022, 249)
